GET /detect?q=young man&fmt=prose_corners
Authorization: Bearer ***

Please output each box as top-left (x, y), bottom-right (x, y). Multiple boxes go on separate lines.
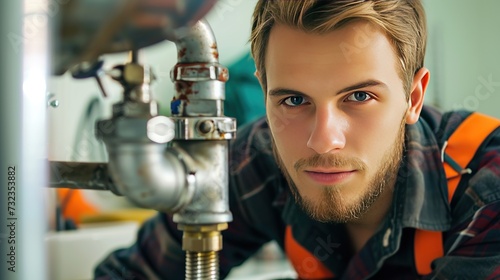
top-left (95, 1), bottom-right (500, 279)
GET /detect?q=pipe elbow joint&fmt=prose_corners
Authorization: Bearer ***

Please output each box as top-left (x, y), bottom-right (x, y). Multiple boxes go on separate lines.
top-left (107, 144), bottom-right (195, 213)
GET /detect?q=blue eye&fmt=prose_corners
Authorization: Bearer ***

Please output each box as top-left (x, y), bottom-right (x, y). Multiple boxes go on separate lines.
top-left (346, 91), bottom-right (372, 102)
top-left (283, 96), bottom-right (306, 106)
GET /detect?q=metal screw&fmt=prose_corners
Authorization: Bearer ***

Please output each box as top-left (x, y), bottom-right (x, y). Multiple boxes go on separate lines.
top-left (198, 120), bottom-right (214, 134)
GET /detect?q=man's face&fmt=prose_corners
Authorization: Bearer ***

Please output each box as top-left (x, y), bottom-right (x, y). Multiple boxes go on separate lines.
top-left (264, 21), bottom-right (409, 223)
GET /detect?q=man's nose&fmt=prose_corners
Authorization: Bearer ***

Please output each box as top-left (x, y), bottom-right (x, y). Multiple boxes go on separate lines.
top-left (306, 106), bottom-right (346, 154)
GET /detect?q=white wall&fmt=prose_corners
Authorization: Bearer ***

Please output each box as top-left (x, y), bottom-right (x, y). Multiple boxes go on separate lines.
top-left (423, 0), bottom-right (500, 117)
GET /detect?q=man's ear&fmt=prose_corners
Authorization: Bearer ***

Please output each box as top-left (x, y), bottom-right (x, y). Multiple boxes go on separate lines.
top-left (405, 67), bottom-right (430, 124)
top-left (254, 70), bottom-right (263, 85)
top-left (254, 69), bottom-right (267, 95)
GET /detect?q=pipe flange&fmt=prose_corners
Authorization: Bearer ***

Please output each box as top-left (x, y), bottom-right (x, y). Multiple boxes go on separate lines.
top-left (170, 63), bottom-right (229, 82)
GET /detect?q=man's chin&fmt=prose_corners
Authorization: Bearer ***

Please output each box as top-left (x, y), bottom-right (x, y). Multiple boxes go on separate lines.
top-left (295, 189), bottom-right (350, 223)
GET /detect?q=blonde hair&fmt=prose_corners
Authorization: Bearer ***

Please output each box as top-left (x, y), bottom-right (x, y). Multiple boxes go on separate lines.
top-left (250, 0), bottom-right (427, 98)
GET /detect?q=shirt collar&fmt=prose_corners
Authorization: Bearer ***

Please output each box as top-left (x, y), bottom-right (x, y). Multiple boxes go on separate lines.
top-left (396, 118), bottom-right (451, 230)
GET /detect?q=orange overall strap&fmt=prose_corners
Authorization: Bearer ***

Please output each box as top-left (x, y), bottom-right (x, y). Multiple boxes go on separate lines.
top-left (442, 113), bottom-right (500, 199)
top-left (285, 226), bottom-right (335, 279)
top-left (414, 112), bottom-right (500, 275)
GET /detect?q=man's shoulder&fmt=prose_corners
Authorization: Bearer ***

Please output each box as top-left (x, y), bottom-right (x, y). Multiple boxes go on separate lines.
top-left (230, 117), bottom-right (273, 162)
top-left (434, 109), bottom-right (500, 214)
top-left (230, 117), bottom-right (276, 176)
top-left (420, 106), bottom-right (474, 142)
top-left (229, 117), bottom-right (285, 196)
top-left (417, 106), bottom-right (500, 209)
top-left (228, 118), bottom-right (289, 226)
top-left (420, 106), bottom-right (500, 146)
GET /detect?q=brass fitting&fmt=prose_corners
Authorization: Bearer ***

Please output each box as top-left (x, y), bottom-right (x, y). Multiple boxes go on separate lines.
top-left (178, 223), bottom-right (228, 252)
top-left (118, 63), bottom-right (143, 85)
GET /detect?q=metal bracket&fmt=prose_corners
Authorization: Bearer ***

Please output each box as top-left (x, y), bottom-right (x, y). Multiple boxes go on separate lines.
top-left (172, 117), bottom-right (236, 140)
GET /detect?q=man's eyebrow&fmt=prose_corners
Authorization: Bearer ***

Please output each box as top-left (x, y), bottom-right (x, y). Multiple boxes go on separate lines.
top-left (336, 79), bottom-right (388, 94)
top-left (268, 80), bottom-right (387, 96)
top-left (267, 79), bottom-right (388, 97)
top-left (268, 88), bottom-right (306, 97)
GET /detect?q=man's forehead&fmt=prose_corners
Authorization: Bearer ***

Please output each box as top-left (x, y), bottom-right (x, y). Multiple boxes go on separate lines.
top-left (266, 22), bottom-right (395, 65)
top-left (266, 23), bottom-right (399, 73)
top-left (264, 22), bottom-right (406, 97)
top-left (268, 20), bottom-right (385, 46)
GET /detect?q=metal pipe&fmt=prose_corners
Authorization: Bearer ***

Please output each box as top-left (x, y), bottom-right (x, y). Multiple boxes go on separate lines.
top-left (186, 251), bottom-right (218, 279)
top-left (46, 18), bottom-right (234, 280)
top-left (169, 20), bottom-right (235, 280)
top-left (172, 141), bottom-right (232, 225)
top-left (171, 20), bottom-right (229, 118)
top-left (49, 162), bottom-right (115, 192)
top-left (169, 20), bottom-right (235, 225)
top-left (1, 1), bottom-right (50, 279)
top-left (95, 20), bottom-right (235, 280)
top-left (104, 143), bottom-right (196, 213)
top-left (0, 2), bottom-right (23, 279)
top-left (174, 19), bottom-right (219, 64)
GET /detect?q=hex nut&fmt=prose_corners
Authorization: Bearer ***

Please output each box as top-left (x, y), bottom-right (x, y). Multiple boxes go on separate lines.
top-left (124, 63), bottom-right (145, 85)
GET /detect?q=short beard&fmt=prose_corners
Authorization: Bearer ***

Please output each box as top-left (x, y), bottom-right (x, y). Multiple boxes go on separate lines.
top-left (271, 118), bottom-right (405, 223)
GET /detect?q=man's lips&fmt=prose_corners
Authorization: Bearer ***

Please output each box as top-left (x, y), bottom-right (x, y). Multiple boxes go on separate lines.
top-left (304, 170), bottom-right (356, 185)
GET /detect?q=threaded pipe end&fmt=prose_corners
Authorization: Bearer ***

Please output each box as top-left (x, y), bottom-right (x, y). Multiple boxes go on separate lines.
top-left (185, 251), bottom-right (219, 280)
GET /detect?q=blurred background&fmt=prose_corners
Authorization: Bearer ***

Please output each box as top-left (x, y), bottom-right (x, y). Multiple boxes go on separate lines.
top-left (47, 0), bottom-right (500, 162)
top-left (423, 0), bottom-right (500, 118)
top-left (30, 0), bottom-right (500, 279)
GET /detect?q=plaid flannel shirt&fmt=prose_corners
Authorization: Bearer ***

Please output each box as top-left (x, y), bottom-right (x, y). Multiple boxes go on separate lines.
top-left (95, 106), bottom-right (500, 279)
